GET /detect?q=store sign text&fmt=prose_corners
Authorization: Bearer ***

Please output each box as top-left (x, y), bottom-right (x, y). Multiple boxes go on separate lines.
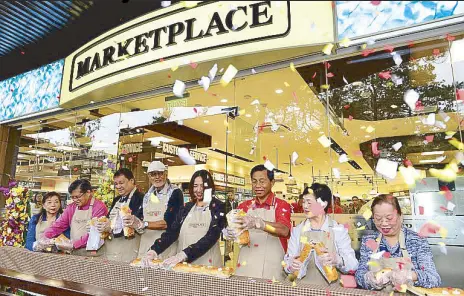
top-left (120, 143), bottom-right (143, 154)
top-left (69, 1), bottom-right (290, 91)
top-left (210, 170), bottom-right (245, 186)
top-left (162, 143), bottom-right (207, 164)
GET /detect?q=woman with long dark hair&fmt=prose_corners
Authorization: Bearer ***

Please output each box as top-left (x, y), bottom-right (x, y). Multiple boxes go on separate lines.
top-left (144, 169), bottom-right (226, 267)
top-left (25, 191), bottom-right (69, 251)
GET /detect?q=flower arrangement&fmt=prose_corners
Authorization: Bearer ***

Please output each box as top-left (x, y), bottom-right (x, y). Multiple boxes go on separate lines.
top-left (94, 169), bottom-right (115, 208)
top-left (0, 180), bottom-right (31, 247)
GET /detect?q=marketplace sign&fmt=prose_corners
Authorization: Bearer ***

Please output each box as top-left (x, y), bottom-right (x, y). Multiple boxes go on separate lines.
top-left (162, 143), bottom-right (208, 164)
top-left (60, 1), bottom-right (333, 107)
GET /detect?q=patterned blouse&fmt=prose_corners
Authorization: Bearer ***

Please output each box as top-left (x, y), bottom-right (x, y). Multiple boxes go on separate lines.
top-left (355, 227), bottom-right (441, 289)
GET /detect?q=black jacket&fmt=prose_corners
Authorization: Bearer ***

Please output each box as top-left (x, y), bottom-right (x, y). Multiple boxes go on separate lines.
top-left (151, 197), bottom-right (226, 262)
top-left (107, 189), bottom-right (144, 220)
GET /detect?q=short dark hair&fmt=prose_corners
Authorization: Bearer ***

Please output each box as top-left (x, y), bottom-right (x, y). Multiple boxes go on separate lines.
top-left (303, 183), bottom-right (332, 213)
top-left (250, 164), bottom-right (274, 181)
top-left (352, 196), bottom-right (359, 201)
top-left (188, 170), bottom-right (215, 203)
top-left (114, 168), bottom-right (134, 181)
top-left (298, 194), bottom-right (304, 200)
top-left (36, 192), bottom-right (63, 225)
top-left (68, 179), bottom-right (92, 194)
top-left (371, 194), bottom-right (402, 216)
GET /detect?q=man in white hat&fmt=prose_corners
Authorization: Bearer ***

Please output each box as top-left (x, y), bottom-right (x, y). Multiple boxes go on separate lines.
top-left (138, 161), bottom-right (184, 259)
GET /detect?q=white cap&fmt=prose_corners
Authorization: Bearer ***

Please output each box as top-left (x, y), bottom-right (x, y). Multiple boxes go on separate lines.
top-left (147, 161), bottom-right (167, 173)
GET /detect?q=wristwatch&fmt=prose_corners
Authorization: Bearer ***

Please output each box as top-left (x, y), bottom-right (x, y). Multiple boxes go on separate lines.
top-left (143, 221), bottom-right (149, 229)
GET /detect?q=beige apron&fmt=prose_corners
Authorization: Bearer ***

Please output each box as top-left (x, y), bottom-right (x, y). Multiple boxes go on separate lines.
top-left (299, 216), bottom-right (337, 286)
top-left (369, 230), bottom-right (413, 292)
top-left (177, 205), bottom-right (222, 266)
top-left (138, 185), bottom-right (178, 259)
top-left (235, 196), bottom-right (286, 280)
top-left (71, 198), bottom-right (105, 257)
top-left (105, 194), bottom-right (141, 263)
top-left (35, 215), bottom-right (54, 241)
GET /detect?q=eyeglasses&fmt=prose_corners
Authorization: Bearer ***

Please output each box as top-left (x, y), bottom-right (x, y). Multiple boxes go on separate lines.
top-left (251, 179), bottom-right (268, 186)
top-left (71, 192), bottom-right (85, 200)
top-left (149, 171), bottom-right (165, 177)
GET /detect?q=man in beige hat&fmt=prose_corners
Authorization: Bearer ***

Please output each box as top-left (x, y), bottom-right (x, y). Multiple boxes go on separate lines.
top-left (138, 161), bottom-right (184, 260)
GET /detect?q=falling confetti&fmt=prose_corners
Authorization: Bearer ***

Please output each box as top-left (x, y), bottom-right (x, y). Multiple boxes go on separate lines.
top-left (361, 49), bottom-right (375, 56)
top-left (404, 89), bottom-right (419, 110)
top-left (376, 158), bottom-right (398, 179)
top-left (339, 154), bottom-right (349, 163)
top-left (199, 76), bottom-right (211, 91)
top-left (161, 1), bottom-right (171, 7)
top-left (378, 71), bottom-right (391, 80)
top-left (333, 168), bottom-right (341, 179)
top-left (366, 126), bottom-right (375, 133)
top-left (318, 135), bottom-right (331, 148)
top-left (343, 76), bottom-right (349, 84)
top-left (356, 225), bottom-right (366, 231)
top-left (178, 148), bottom-right (196, 165)
top-left (370, 1), bottom-right (381, 5)
top-left (171, 65), bottom-right (179, 71)
top-left (445, 34), bottom-right (456, 41)
top-left (291, 152), bottom-right (299, 165)
top-left (284, 82), bottom-right (290, 87)
top-left (208, 63), bottom-right (218, 80)
top-left (173, 80), bottom-right (186, 97)
top-left (432, 48), bottom-right (440, 56)
top-left (372, 142), bottom-right (380, 155)
top-left (264, 159), bottom-right (275, 171)
top-left (326, 72), bottom-right (335, 78)
top-left (339, 37), bottom-right (351, 48)
top-left (220, 65), bottom-right (238, 86)
top-left (419, 206), bottom-right (424, 215)
top-left (340, 275), bottom-right (357, 288)
top-left (425, 135), bottom-right (434, 143)
top-left (392, 142), bottom-right (402, 151)
top-left (392, 53), bottom-right (403, 66)
top-left (366, 239), bottom-right (378, 250)
top-left (290, 62), bottom-right (296, 72)
top-left (322, 43), bottom-right (334, 55)
top-left (250, 99), bottom-right (260, 105)
top-left (447, 201), bottom-right (456, 211)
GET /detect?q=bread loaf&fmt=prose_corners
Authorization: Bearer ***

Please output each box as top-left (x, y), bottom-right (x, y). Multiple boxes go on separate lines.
top-left (375, 268), bottom-right (392, 281)
top-left (313, 242), bottom-right (339, 283)
top-left (408, 286), bottom-right (464, 296)
top-left (89, 217), bottom-right (110, 239)
top-left (120, 205), bottom-right (135, 238)
top-left (131, 259), bottom-right (234, 278)
top-left (226, 209), bottom-right (250, 246)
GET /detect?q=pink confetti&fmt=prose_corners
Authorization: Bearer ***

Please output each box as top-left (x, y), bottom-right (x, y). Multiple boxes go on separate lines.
top-left (421, 179), bottom-right (427, 185)
top-left (403, 159), bottom-right (412, 167)
top-left (418, 222), bottom-right (440, 237)
top-left (457, 89), bottom-right (464, 101)
top-left (425, 135), bottom-right (434, 143)
top-left (408, 41), bottom-right (415, 48)
top-left (419, 206), bottom-right (424, 215)
top-left (209, 259), bottom-right (212, 263)
top-left (440, 206), bottom-right (447, 212)
top-left (384, 45), bottom-right (394, 53)
top-left (366, 239), bottom-right (378, 250)
top-left (344, 223), bottom-right (350, 230)
top-left (445, 34), bottom-right (456, 41)
top-left (444, 191), bottom-right (453, 201)
top-left (383, 252), bottom-right (391, 259)
top-left (340, 275), bottom-right (357, 288)
top-left (348, 115), bottom-right (353, 121)
top-left (20, 51), bottom-right (25, 55)
top-left (193, 108), bottom-right (197, 113)
top-left (292, 91), bottom-right (298, 102)
top-left (378, 71), bottom-right (391, 80)
top-left (324, 61), bottom-right (331, 69)
top-left (432, 48), bottom-right (440, 56)
top-left (344, 105), bottom-right (350, 109)
top-left (254, 244), bottom-right (259, 247)
top-left (371, 142), bottom-right (380, 155)
top-left (159, 58), bottom-right (165, 62)
top-left (190, 62), bottom-right (198, 69)
top-left (370, 1), bottom-right (381, 5)
top-left (312, 72), bottom-right (317, 79)
top-left (326, 72), bottom-right (334, 78)
top-left (354, 150), bottom-right (363, 156)
top-left (361, 49), bottom-right (376, 57)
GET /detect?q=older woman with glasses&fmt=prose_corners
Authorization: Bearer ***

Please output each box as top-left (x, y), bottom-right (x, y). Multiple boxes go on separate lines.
top-left (42, 179), bottom-right (108, 256)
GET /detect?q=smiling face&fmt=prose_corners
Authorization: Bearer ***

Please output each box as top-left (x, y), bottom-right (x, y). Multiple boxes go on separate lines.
top-left (149, 171), bottom-right (167, 189)
top-left (193, 176), bottom-right (204, 201)
top-left (251, 170), bottom-right (274, 199)
top-left (373, 202), bottom-right (402, 237)
top-left (43, 195), bottom-right (61, 216)
top-left (302, 193), bottom-right (318, 218)
top-left (114, 175), bottom-right (135, 197)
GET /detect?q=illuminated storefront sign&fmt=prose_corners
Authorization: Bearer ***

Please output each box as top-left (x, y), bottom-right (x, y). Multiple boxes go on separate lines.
top-left (210, 170), bottom-right (245, 186)
top-left (162, 143), bottom-right (207, 164)
top-left (60, 1), bottom-right (334, 107)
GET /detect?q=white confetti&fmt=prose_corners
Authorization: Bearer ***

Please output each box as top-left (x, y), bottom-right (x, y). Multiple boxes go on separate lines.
top-left (251, 68), bottom-right (257, 74)
top-left (198, 76), bottom-right (211, 91)
top-left (251, 99), bottom-right (260, 105)
top-left (220, 65), bottom-right (238, 86)
top-left (435, 120), bottom-right (447, 129)
top-left (439, 111), bottom-right (450, 122)
top-left (392, 53), bottom-right (403, 66)
top-left (439, 242), bottom-right (447, 255)
top-left (339, 154), bottom-right (349, 163)
top-left (178, 148), bottom-right (196, 165)
top-left (161, 1), bottom-right (171, 7)
top-left (376, 158), bottom-right (398, 180)
top-left (203, 188), bottom-right (212, 203)
top-left (447, 201), bottom-right (456, 211)
top-left (264, 159), bottom-right (275, 171)
top-left (423, 113), bottom-right (436, 126)
top-left (173, 80), bottom-right (186, 98)
top-left (219, 68), bottom-right (224, 73)
top-left (219, 213), bottom-right (224, 216)
top-left (209, 63), bottom-right (218, 81)
top-left (318, 135), bottom-right (331, 148)
top-left (391, 74), bottom-right (403, 85)
top-left (370, 251), bottom-right (385, 260)
top-left (271, 123), bottom-right (279, 132)
top-left (332, 168), bottom-right (341, 179)
top-left (404, 89), bottom-right (419, 110)
top-left (366, 38), bottom-right (376, 45)
top-left (291, 151), bottom-right (299, 165)
top-left (343, 76), bottom-right (349, 85)
top-left (392, 142), bottom-right (402, 151)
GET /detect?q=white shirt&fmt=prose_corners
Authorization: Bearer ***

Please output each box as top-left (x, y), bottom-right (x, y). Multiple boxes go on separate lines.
top-left (284, 216), bottom-right (358, 277)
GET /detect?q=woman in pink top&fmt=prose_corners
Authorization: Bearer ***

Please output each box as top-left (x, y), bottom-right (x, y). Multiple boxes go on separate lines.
top-left (42, 179), bottom-right (108, 256)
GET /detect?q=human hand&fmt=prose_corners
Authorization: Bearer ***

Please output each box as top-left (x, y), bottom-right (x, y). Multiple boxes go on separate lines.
top-left (95, 219), bottom-right (111, 233)
top-left (391, 269), bottom-right (414, 286)
top-left (317, 247), bottom-right (341, 267)
top-left (287, 256), bottom-right (303, 273)
top-left (222, 227), bottom-right (237, 240)
top-left (142, 250), bottom-right (159, 267)
top-left (55, 239), bottom-right (73, 252)
top-left (34, 237), bottom-right (54, 251)
top-left (162, 251), bottom-right (188, 268)
top-left (236, 214), bottom-right (265, 230)
top-left (365, 271), bottom-right (391, 290)
top-left (122, 215), bottom-right (143, 230)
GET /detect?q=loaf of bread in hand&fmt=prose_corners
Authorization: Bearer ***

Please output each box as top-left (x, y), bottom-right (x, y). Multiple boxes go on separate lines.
top-left (120, 205), bottom-right (135, 238)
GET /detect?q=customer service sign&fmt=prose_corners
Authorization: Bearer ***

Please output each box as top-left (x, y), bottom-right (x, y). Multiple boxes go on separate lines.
top-left (60, 1), bottom-right (333, 106)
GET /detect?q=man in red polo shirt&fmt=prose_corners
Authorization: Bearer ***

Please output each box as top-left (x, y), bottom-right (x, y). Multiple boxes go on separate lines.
top-left (223, 164), bottom-right (291, 280)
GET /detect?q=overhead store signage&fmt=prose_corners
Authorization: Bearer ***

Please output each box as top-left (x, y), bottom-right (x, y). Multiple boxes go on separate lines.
top-left (162, 143), bottom-right (207, 164)
top-left (210, 170), bottom-right (245, 186)
top-left (120, 143), bottom-right (143, 154)
top-left (60, 1), bottom-right (333, 107)
top-left (17, 181), bottom-right (42, 189)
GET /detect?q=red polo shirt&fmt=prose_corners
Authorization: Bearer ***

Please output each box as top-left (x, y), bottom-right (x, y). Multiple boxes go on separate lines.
top-left (237, 192), bottom-right (291, 252)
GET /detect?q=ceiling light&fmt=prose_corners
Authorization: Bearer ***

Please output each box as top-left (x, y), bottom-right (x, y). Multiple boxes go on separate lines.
top-left (17, 154), bottom-right (27, 159)
top-left (391, 105), bottom-right (397, 108)
top-left (421, 151), bottom-right (444, 156)
top-left (419, 159), bottom-right (440, 164)
top-left (220, 99), bottom-right (228, 103)
top-left (54, 146), bottom-right (80, 151)
top-left (214, 142), bottom-right (218, 145)
top-left (414, 130), bottom-right (420, 134)
top-left (28, 150), bottom-right (49, 155)
top-left (204, 120), bottom-right (209, 123)
top-left (361, 126), bottom-right (366, 129)
top-left (166, 159), bottom-right (175, 163)
top-left (280, 135), bottom-right (284, 138)
top-left (245, 114), bottom-right (251, 118)
top-left (275, 89), bottom-right (283, 94)
top-left (146, 136), bottom-right (174, 144)
top-left (365, 135), bottom-right (371, 138)
top-left (245, 139), bottom-right (249, 142)
top-left (89, 101), bottom-right (95, 104)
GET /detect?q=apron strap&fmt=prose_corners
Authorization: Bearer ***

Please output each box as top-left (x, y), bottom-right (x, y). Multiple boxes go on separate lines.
top-left (373, 233), bottom-right (382, 253)
top-left (86, 197), bottom-right (95, 220)
top-left (399, 229), bottom-right (409, 258)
